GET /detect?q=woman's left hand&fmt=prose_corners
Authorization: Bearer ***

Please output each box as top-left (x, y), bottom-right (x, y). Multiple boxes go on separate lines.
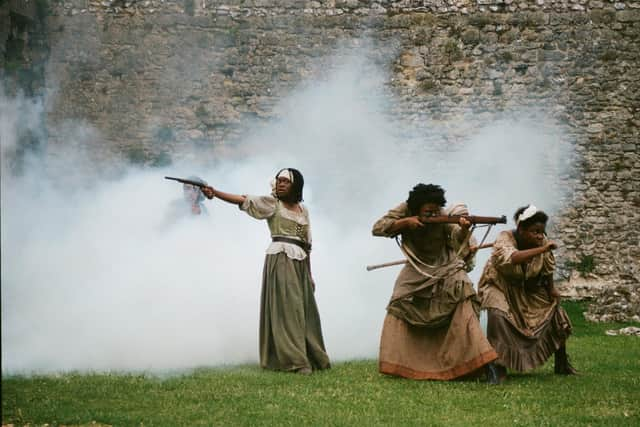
top-left (201, 186), bottom-right (215, 199)
top-left (458, 216), bottom-right (471, 230)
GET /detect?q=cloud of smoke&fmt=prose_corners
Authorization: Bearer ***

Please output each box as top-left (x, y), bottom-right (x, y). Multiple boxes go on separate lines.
top-left (1, 50), bottom-right (575, 374)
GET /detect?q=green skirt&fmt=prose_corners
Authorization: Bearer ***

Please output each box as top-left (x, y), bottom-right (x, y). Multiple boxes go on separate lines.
top-left (259, 252), bottom-right (331, 372)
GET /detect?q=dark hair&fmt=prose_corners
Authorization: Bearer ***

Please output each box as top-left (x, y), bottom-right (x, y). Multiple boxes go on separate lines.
top-left (276, 168), bottom-right (304, 203)
top-left (514, 205), bottom-right (549, 229)
top-left (406, 183), bottom-right (446, 215)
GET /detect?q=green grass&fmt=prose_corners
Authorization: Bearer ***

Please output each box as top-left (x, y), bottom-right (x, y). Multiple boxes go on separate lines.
top-left (3, 302), bottom-right (639, 426)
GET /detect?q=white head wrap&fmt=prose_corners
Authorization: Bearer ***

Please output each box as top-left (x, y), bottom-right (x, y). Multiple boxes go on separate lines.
top-left (516, 204), bottom-right (538, 226)
top-left (277, 169), bottom-right (294, 183)
top-left (270, 169), bottom-right (294, 195)
top-left (446, 203), bottom-right (469, 216)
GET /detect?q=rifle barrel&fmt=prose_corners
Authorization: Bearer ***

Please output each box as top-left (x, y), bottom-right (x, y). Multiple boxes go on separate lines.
top-left (421, 214), bottom-right (507, 225)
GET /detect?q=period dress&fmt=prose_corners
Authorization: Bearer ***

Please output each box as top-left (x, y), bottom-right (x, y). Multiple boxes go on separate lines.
top-left (478, 230), bottom-right (572, 371)
top-left (372, 202), bottom-right (497, 380)
top-left (241, 195), bottom-right (330, 372)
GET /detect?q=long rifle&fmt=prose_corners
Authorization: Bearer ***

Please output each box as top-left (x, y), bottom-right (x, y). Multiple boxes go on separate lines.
top-left (420, 214), bottom-right (507, 225)
top-left (366, 242), bottom-right (495, 271)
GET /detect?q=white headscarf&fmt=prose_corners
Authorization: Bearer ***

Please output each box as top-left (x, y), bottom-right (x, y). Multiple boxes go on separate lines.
top-left (516, 204), bottom-right (538, 226)
top-left (276, 169), bottom-right (294, 183)
top-left (446, 203), bottom-right (469, 216)
top-left (270, 169), bottom-right (294, 196)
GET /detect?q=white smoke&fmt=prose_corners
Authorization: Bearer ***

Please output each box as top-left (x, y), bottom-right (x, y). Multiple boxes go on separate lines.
top-left (1, 52), bottom-right (575, 374)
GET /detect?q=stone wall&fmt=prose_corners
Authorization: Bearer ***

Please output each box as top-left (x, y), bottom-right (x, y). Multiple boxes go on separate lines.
top-left (1, 0), bottom-right (49, 97)
top-left (5, 0), bottom-right (640, 285)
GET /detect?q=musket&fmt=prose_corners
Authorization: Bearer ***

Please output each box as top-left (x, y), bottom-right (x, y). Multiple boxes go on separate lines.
top-left (366, 242), bottom-right (495, 271)
top-left (420, 214), bottom-right (507, 225)
top-left (164, 176), bottom-right (209, 189)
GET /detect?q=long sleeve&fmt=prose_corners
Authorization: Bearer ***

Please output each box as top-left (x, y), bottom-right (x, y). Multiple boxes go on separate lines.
top-left (540, 240), bottom-right (556, 276)
top-left (450, 223), bottom-right (470, 245)
top-left (492, 230), bottom-right (555, 279)
top-left (492, 231), bottom-right (518, 270)
top-left (372, 202), bottom-right (409, 237)
top-left (239, 195), bottom-right (277, 220)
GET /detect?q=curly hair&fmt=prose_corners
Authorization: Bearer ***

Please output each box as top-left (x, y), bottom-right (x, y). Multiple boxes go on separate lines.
top-left (275, 168), bottom-right (304, 203)
top-left (514, 205), bottom-right (549, 229)
top-left (406, 183), bottom-right (446, 215)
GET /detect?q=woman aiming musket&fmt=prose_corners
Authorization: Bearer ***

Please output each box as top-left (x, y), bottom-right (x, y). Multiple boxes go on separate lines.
top-left (200, 168), bottom-right (330, 375)
top-left (367, 203), bottom-right (505, 272)
top-left (372, 183), bottom-right (503, 383)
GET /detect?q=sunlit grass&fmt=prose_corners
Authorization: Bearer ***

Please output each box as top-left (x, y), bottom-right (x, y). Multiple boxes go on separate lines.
top-left (3, 302), bottom-right (639, 426)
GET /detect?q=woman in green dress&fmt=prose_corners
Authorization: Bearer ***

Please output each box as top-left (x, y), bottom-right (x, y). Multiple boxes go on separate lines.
top-left (202, 168), bottom-right (330, 374)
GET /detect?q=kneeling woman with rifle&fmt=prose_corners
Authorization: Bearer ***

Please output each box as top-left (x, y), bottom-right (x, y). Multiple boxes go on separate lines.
top-left (372, 183), bottom-right (502, 383)
top-left (201, 168), bottom-right (330, 375)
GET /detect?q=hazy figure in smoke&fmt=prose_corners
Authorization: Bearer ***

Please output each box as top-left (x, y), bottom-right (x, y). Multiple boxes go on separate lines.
top-left (201, 168), bottom-right (330, 374)
top-left (372, 184), bottom-right (501, 383)
top-left (477, 205), bottom-right (575, 381)
top-left (162, 176), bottom-right (209, 226)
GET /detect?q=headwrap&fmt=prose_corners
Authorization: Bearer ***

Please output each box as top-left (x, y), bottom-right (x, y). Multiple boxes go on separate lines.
top-left (516, 204), bottom-right (538, 226)
top-left (446, 203), bottom-right (469, 216)
top-left (271, 169), bottom-right (294, 196)
top-left (276, 169), bottom-right (294, 183)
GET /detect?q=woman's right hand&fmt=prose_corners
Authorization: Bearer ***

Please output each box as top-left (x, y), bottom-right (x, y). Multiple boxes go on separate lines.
top-left (401, 216), bottom-right (424, 230)
top-left (202, 186), bottom-right (215, 200)
top-left (545, 241), bottom-right (558, 251)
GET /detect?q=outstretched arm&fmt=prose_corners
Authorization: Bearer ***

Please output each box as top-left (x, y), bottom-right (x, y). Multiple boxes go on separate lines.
top-left (202, 187), bottom-right (246, 205)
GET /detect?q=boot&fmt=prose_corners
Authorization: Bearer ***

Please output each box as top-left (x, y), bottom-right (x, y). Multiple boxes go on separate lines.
top-left (554, 345), bottom-right (578, 375)
top-left (485, 362), bottom-right (503, 385)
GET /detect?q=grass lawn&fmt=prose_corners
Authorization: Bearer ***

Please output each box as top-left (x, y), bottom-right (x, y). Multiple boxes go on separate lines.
top-left (2, 301), bottom-right (639, 426)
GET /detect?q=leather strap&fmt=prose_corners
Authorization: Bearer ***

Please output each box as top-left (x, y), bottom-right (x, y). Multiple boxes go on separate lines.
top-left (272, 236), bottom-right (311, 253)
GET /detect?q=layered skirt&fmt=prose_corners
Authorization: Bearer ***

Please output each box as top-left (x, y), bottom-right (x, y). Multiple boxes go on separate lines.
top-left (259, 252), bottom-right (330, 372)
top-left (379, 264), bottom-right (497, 380)
top-left (486, 306), bottom-right (572, 371)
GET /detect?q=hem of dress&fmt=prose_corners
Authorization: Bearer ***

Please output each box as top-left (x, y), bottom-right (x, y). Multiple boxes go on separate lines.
top-left (488, 308), bottom-right (572, 372)
top-left (260, 363), bottom-right (309, 372)
top-left (378, 350), bottom-right (498, 381)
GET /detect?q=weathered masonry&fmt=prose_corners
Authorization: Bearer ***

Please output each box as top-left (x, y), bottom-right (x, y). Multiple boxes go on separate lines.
top-left (1, 0), bottom-right (639, 286)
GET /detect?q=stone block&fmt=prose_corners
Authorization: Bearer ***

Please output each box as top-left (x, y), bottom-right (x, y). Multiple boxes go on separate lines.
top-left (590, 9), bottom-right (616, 23)
top-left (461, 28), bottom-right (480, 45)
top-left (618, 10), bottom-right (640, 22)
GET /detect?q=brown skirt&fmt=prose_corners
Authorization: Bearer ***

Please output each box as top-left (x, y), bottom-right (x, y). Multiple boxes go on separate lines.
top-left (486, 306), bottom-right (572, 372)
top-left (379, 299), bottom-right (498, 380)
